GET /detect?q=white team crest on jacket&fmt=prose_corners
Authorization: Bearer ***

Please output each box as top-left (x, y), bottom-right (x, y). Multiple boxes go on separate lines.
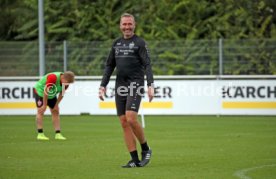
top-left (115, 48), bottom-right (119, 55)
top-left (129, 42), bottom-right (135, 49)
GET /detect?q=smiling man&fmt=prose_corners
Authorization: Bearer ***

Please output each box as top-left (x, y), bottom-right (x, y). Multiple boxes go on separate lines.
top-left (99, 13), bottom-right (154, 168)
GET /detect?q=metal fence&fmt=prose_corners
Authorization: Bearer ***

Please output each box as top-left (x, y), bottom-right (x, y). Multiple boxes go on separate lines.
top-left (0, 39), bottom-right (275, 76)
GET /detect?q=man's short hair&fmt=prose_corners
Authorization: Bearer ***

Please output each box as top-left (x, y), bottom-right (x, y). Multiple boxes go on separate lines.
top-left (63, 71), bottom-right (75, 83)
top-left (120, 13), bottom-right (135, 22)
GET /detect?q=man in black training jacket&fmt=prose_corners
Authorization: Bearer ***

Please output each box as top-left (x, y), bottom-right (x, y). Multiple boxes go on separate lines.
top-left (99, 13), bottom-right (154, 168)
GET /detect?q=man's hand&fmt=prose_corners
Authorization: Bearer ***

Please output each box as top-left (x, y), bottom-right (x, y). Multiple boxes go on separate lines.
top-left (53, 104), bottom-right (59, 111)
top-left (38, 105), bottom-right (47, 114)
top-left (99, 87), bottom-right (106, 101)
top-left (148, 86), bottom-right (154, 102)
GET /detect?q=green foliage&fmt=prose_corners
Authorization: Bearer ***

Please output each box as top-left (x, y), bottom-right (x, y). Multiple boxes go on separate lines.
top-left (0, 0), bottom-right (275, 75)
top-left (223, 39), bottom-right (275, 75)
top-left (1, 0), bottom-right (274, 41)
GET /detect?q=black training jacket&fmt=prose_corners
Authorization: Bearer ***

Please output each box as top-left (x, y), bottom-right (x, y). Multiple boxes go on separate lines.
top-left (100, 34), bottom-right (154, 87)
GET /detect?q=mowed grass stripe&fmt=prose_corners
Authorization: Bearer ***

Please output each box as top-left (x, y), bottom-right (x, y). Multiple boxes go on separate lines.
top-left (0, 115), bottom-right (275, 179)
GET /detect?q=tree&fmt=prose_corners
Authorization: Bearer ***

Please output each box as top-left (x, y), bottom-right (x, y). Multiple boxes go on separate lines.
top-left (0, 0), bottom-right (275, 75)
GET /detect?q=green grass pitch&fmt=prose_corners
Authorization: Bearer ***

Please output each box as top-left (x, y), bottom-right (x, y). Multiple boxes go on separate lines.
top-left (0, 115), bottom-right (275, 179)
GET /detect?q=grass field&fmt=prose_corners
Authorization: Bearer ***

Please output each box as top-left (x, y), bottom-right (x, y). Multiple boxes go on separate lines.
top-left (0, 115), bottom-right (275, 179)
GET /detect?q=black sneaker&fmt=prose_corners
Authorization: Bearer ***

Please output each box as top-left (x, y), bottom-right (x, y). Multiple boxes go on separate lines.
top-left (140, 149), bottom-right (152, 167)
top-left (121, 160), bottom-right (141, 168)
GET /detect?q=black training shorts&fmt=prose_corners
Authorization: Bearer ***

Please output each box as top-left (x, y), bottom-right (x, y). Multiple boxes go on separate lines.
top-left (34, 90), bottom-right (57, 109)
top-left (115, 81), bottom-right (144, 116)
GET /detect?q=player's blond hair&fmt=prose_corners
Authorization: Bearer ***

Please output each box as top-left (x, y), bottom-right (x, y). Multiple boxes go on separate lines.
top-left (63, 71), bottom-right (75, 83)
top-left (120, 13), bottom-right (135, 23)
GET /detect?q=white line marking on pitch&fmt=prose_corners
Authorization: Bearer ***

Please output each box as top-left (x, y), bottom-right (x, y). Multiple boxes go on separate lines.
top-left (234, 164), bottom-right (276, 179)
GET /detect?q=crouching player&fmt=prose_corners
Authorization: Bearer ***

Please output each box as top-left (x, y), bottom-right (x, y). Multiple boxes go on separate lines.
top-left (34, 71), bottom-right (75, 140)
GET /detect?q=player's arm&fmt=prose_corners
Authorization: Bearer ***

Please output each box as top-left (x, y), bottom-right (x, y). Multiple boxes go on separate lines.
top-left (53, 92), bottom-right (63, 111)
top-left (99, 45), bottom-right (116, 101)
top-left (54, 84), bottom-right (69, 110)
top-left (56, 84), bottom-right (68, 104)
top-left (138, 41), bottom-right (154, 102)
top-left (38, 89), bottom-right (48, 113)
top-left (37, 91), bottom-right (48, 114)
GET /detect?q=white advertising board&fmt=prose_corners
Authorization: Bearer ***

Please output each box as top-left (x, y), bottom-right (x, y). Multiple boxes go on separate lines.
top-left (0, 80), bottom-right (275, 115)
